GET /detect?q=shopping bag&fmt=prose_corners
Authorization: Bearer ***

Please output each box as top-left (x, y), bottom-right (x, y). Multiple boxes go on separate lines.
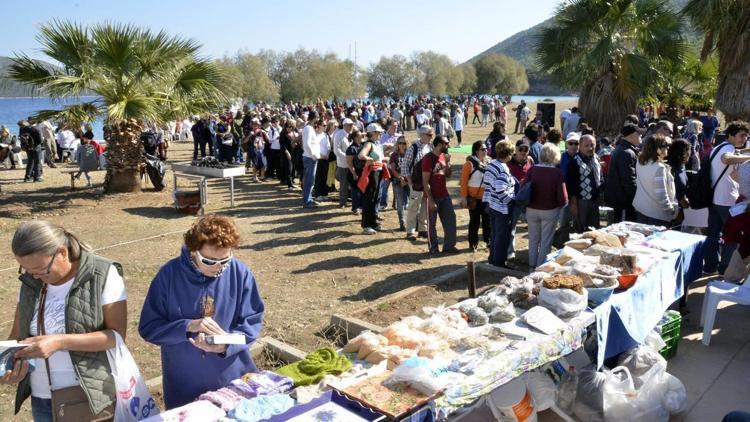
top-left (107, 332), bottom-right (160, 421)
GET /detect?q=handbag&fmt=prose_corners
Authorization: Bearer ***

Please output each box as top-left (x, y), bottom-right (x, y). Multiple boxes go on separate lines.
top-left (515, 168), bottom-right (534, 206)
top-left (39, 285), bottom-right (114, 422)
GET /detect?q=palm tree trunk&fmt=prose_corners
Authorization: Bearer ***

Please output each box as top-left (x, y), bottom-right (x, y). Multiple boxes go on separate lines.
top-left (716, 56), bottom-right (750, 122)
top-left (579, 71), bottom-right (638, 137)
top-left (104, 120), bottom-right (143, 193)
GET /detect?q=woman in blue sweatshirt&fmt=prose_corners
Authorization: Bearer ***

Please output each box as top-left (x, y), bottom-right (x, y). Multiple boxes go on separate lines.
top-left (139, 215), bottom-right (264, 409)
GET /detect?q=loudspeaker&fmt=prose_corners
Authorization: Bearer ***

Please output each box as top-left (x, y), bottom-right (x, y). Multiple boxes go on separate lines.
top-left (536, 103), bottom-right (556, 128)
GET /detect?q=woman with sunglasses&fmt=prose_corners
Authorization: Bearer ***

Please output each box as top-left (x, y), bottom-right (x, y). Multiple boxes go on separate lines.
top-left (460, 141), bottom-right (490, 251)
top-left (139, 215), bottom-right (264, 409)
top-left (5, 220), bottom-right (127, 421)
top-left (632, 134), bottom-right (679, 227)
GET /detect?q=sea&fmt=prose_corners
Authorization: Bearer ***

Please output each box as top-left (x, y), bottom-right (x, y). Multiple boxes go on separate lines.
top-left (0, 95), bottom-right (579, 138)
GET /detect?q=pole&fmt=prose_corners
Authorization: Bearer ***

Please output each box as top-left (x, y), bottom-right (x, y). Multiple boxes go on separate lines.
top-left (467, 261), bottom-right (477, 298)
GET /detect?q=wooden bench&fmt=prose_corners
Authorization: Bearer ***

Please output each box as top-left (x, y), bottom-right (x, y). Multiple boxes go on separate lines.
top-left (61, 168), bottom-right (105, 190)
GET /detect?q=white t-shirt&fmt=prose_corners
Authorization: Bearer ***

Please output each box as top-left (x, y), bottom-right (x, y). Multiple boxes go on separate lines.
top-left (28, 265), bottom-right (127, 399)
top-left (268, 125), bottom-right (281, 150)
top-left (711, 143), bottom-right (738, 206)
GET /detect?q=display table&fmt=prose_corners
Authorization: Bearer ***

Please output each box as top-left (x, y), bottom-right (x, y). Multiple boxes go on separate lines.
top-left (592, 230), bottom-right (704, 367)
top-left (171, 163), bottom-right (245, 208)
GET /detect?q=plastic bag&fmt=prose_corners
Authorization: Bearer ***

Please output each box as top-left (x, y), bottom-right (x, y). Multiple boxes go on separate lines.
top-left (538, 286), bottom-right (588, 319)
top-left (527, 370), bottom-right (557, 411)
top-left (384, 357), bottom-right (442, 396)
top-left (574, 367), bottom-right (606, 422)
top-left (604, 365), bottom-right (676, 422)
top-left (617, 346), bottom-right (667, 388)
top-left (107, 332), bottom-right (160, 421)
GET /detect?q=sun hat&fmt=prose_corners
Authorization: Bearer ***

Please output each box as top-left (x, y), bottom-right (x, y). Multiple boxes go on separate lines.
top-left (366, 123), bottom-right (384, 133)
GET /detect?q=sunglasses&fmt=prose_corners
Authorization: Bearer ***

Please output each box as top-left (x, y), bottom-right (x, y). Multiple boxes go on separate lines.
top-left (517, 147), bottom-right (529, 151)
top-left (195, 250), bottom-right (233, 267)
top-left (567, 142), bottom-right (579, 146)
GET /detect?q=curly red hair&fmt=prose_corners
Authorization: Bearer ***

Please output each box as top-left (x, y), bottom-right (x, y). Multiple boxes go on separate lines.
top-left (184, 214), bottom-right (241, 251)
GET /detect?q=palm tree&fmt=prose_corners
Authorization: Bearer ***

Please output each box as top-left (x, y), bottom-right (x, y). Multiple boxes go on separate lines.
top-left (683, 0), bottom-right (750, 121)
top-left (7, 21), bottom-right (226, 193)
top-left (535, 0), bottom-right (687, 135)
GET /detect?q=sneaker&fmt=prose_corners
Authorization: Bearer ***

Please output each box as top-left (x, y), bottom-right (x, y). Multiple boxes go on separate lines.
top-left (34, 178), bottom-right (43, 182)
top-left (442, 247), bottom-right (461, 254)
top-left (24, 178), bottom-right (32, 183)
top-left (362, 227), bottom-right (377, 235)
top-left (312, 201), bottom-right (321, 207)
top-left (406, 232), bottom-right (417, 240)
top-left (418, 231), bottom-right (428, 239)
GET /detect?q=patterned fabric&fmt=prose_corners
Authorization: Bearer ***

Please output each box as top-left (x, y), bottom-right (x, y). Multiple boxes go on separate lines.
top-left (574, 154), bottom-right (601, 200)
top-left (433, 313), bottom-right (589, 418)
top-left (482, 160), bottom-right (516, 214)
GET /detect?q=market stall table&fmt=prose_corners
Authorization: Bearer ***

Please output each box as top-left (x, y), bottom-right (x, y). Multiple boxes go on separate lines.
top-left (171, 163), bottom-right (245, 210)
top-left (591, 230), bottom-right (704, 366)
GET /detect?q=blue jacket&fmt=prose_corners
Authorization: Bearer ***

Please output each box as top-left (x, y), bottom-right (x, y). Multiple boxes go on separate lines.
top-left (138, 247), bottom-right (265, 409)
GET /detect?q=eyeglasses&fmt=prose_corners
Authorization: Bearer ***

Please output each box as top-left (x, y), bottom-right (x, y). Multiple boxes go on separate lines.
top-left (24, 251), bottom-right (58, 277)
top-left (195, 250), bottom-right (233, 267)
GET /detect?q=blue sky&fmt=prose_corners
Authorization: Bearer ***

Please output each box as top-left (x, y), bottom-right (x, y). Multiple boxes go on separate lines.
top-left (2, 0), bottom-right (560, 66)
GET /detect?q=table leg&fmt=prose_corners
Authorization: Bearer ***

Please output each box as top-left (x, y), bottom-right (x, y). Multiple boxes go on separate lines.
top-left (230, 176), bottom-right (235, 207)
top-left (202, 178), bottom-right (208, 215)
top-left (172, 170), bottom-right (177, 208)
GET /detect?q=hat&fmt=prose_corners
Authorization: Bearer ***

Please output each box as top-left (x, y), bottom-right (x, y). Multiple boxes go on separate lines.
top-left (342, 118), bottom-right (354, 125)
top-left (18, 120), bottom-right (30, 127)
top-left (366, 123), bottom-right (384, 133)
top-left (621, 123), bottom-right (640, 137)
top-left (349, 111), bottom-right (359, 116)
top-left (418, 125), bottom-right (434, 135)
top-left (565, 132), bottom-right (581, 142)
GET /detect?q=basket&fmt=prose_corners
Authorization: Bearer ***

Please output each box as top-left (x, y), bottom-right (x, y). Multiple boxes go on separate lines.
top-left (656, 310), bottom-right (682, 360)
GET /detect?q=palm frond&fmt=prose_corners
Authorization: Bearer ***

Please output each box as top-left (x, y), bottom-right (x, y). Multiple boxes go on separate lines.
top-left (91, 21), bottom-right (139, 79)
top-left (37, 20), bottom-right (91, 74)
top-left (30, 101), bottom-right (103, 127)
top-left (5, 55), bottom-right (54, 95)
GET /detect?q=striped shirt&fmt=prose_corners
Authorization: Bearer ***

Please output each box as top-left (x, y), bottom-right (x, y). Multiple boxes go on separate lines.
top-left (482, 160), bottom-right (516, 214)
top-left (401, 141), bottom-right (433, 178)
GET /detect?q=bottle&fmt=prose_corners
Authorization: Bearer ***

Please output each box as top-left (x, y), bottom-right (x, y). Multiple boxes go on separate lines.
top-left (557, 366), bottom-right (577, 413)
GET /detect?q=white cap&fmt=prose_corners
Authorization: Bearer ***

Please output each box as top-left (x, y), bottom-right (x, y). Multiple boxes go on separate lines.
top-left (342, 118), bottom-right (354, 125)
top-left (565, 132), bottom-right (581, 142)
top-left (366, 123), bottom-right (384, 133)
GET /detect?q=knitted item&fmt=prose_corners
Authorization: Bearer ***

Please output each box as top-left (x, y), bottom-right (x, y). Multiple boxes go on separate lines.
top-left (197, 387), bottom-right (244, 411)
top-left (275, 347), bottom-right (353, 386)
top-left (237, 371), bottom-right (294, 396)
top-left (228, 394), bottom-right (295, 422)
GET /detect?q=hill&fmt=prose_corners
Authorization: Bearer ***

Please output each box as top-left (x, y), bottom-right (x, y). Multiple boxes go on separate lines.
top-left (468, 0), bottom-right (695, 95)
top-left (0, 56), bottom-right (58, 97)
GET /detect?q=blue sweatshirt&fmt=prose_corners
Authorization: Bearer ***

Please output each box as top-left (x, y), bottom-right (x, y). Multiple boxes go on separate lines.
top-left (138, 247), bottom-right (265, 409)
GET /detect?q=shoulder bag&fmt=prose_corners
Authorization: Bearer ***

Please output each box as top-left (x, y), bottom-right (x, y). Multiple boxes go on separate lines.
top-left (39, 284), bottom-right (114, 422)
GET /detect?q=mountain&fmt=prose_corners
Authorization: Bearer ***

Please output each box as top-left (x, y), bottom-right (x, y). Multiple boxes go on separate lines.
top-left (0, 56), bottom-right (58, 97)
top-left (467, 0), bottom-right (695, 95)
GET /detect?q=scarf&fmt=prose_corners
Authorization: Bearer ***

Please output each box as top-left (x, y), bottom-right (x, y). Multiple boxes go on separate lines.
top-left (275, 347), bottom-right (352, 387)
top-left (574, 153), bottom-right (601, 200)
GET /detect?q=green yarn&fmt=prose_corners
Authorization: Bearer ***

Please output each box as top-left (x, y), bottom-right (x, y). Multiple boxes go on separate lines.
top-left (275, 347), bottom-right (353, 386)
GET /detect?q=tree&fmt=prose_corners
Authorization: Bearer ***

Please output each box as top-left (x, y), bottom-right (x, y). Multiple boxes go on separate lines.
top-left (474, 53), bottom-right (529, 95)
top-left (8, 21), bottom-right (225, 192)
top-left (536, 0), bottom-right (686, 135)
top-left (652, 51), bottom-right (718, 110)
top-left (218, 52), bottom-right (279, 103)
top-left (683, 0), bottom-right (750, 121)
top-left (367, 55), bottom-right (417, 98)
top-left (458, 63), bottom-right (478, 94)
top-left (410, 51), bottom-right (463, 96)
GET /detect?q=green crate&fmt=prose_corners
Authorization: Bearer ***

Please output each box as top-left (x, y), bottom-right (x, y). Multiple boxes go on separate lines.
top-left (657, 310), bottom-right (682, 360)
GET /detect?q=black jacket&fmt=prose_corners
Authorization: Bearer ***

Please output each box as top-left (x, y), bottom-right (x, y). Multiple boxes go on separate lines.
top-left (604, 141), bottom-right (638, 208)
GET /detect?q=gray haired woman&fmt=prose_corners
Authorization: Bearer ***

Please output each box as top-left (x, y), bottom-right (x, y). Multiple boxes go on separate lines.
top-left (2, 221), bottom-right (127, 421)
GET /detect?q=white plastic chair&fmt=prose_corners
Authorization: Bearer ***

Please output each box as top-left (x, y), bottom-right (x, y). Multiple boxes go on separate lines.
top-left (700, 275), bottom-right (750, 346)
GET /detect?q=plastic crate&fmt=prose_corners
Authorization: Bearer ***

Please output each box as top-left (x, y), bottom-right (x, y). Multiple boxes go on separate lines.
top-left (657, 310), bottom-right (682, 360)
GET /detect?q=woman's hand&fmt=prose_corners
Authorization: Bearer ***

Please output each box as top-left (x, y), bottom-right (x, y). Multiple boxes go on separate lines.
top-left (187, 317), bottom-right (226, 336)
top-left (0, 360), bottom-right (29, 385)
top-left (17, 335), bottom-right (64, 359)
top-left (189, 333), bottom-right (227, 354)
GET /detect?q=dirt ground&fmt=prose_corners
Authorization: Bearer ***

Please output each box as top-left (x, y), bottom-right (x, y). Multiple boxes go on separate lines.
top-left (0, 100), bottom-right (574, 419)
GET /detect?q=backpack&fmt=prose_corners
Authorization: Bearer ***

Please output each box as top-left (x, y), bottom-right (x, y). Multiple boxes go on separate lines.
top-left (78, 144), bottom-right (100, 172)
top-left (409, 143), bottom-right (425, 191)
top-left (687, 142), bottom-right (730, 209)
top-left (19, 132), bottom-right (32, 151)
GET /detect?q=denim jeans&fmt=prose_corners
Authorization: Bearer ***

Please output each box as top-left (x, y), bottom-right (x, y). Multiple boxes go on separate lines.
top-left (526, 207), bottom-right (561, 268)
top-left (31, 396), bottom-right (53, 422)
top-left (489, 207), bottom-right (514, 267)
top-left (394, 184), bottom-right (410, 226)
top-left (427, 196), bottom-right (457, 253)
top-left (302, 156), bottom-right (317, 206)
top-left (351, 182), bottom-right (363, 212)
top-left (507, 205), bottom-right (524, 257)
top-left (468, 201), bottom-right (491, 248)
top-left (704, 204), bottom-right (736, 273)
top-left (378, 178), bottom-right (391, 208)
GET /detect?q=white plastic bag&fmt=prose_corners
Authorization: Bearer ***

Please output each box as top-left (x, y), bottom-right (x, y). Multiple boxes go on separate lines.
top-left (617, 346), bottom-right (667, 389)
top-left (526, 370), bottom-right (557, 411)
top-left (604, 365), bottom-right (674, 422)
top-left (538, 287), bottom-right (588, 319)
top-left (384, 357), bottom-right (443, 395)
top-left (107, 332), bottom-right (160, 421)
